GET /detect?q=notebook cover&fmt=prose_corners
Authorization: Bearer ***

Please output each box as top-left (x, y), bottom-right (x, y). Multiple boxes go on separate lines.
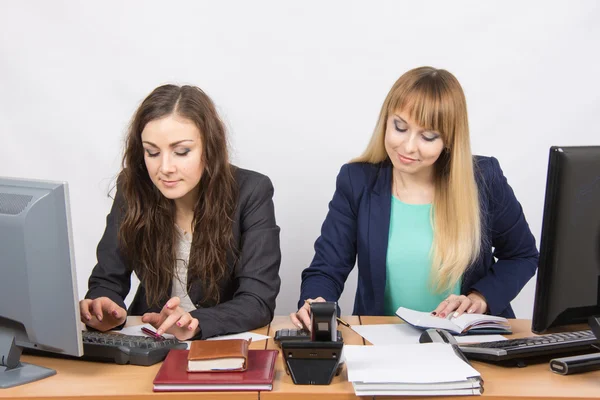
top-left (153, 349), bottom-right (278, 392)
top-left (187, 339), bottom-right (250, 371)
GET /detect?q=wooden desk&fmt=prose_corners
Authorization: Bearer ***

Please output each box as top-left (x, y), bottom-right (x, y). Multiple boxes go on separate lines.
top-left (359, 317), bottom-right (600, 400)
top-left (0, 317), bottom-right (269, 400)
top-left (2, 316), bottom-right (599, 399)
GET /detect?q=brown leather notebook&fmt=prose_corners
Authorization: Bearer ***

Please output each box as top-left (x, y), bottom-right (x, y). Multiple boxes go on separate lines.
top-left (187, 339), bottom-right (251, 372)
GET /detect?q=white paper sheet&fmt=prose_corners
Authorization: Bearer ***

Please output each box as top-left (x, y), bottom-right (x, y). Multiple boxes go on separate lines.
top-left (344, 343), bottom-right (481, 384)
top-left (350, 323), bottom-right (423, 345)
top-left (206, 332), bottom-right (271, 342)
top-left (351, 323), bottom-right (505, 345)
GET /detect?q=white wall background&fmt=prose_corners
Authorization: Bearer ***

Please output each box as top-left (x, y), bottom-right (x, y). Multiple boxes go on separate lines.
top-left (1, 0), bottom-right (599, 319)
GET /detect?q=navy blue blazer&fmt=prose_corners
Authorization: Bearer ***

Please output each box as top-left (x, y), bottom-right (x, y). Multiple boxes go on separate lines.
top-left (299, 156), bottom-right (539, 318)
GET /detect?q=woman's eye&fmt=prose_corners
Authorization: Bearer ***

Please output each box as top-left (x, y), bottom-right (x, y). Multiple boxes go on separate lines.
top-left (422, 133), bottom-right (440, 142)
top-left (394, 120), bottom-right (407, 132)
top-left (175, 149), bottom-right (191, 156)
top-left (145, 150), bottom-right (159, 157)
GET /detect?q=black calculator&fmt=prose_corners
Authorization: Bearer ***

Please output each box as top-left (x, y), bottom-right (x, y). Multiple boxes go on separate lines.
top-left (274, 328), bottom-right (343, 346)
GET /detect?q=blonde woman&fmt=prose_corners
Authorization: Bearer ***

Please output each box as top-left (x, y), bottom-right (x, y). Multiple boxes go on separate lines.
top-left (291, 66), bottom-right (539, 329)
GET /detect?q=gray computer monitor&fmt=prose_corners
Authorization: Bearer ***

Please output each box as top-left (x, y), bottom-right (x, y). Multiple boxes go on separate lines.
top-left (0, 177), bottom-right (82, 388)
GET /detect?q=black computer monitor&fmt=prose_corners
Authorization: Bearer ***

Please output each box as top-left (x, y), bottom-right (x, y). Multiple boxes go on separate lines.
top-left (0, 177), bottom-right (82, 388)
top-left (532, 146), bottom-right (600, 333)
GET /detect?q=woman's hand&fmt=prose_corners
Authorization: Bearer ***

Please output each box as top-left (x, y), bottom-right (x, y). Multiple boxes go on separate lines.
top-left (142, 296), bottom-right (200, 340)
top-left (79, 297), bottom-right (127, 332)
top-left (432, 292), bottom-right (488, 319)
top-left (289, 297), bottom-right (326, 331)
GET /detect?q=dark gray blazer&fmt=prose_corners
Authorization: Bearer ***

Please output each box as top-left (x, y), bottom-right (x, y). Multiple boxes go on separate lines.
top-left (85, 166), bottom-right (281, 339)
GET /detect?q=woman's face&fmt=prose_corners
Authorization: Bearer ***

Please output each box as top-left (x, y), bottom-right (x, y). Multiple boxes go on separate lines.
top-left (384, 110), bottom-right (445, 177)
top-left (141, 114), bottom-right (204, 204)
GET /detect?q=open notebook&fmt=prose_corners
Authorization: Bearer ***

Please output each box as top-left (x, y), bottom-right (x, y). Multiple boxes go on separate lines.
top-left (344, 343), bottom-right (482, 396)
top-left (396, 307), bottom-right (512, 335)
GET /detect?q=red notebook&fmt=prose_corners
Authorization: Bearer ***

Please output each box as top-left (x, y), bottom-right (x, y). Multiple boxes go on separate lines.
top-left (153, 349), bottom-right (278, 392)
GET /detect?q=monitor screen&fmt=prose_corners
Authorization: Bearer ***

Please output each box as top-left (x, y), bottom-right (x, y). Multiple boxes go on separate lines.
top-left (0, 177), bottom-right (82, 388)
top-left (532, 146), bottom-right (600, 333)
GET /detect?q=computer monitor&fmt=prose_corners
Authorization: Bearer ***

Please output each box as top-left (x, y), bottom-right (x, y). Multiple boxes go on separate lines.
top-left (0, 177), bottom-right (82, 388)
top-left (532, 146), bottom-right (600, 333)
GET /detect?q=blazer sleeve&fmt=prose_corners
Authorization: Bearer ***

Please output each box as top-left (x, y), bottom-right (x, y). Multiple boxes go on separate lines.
top-left (469, 157), bottom-right (539, 315)
top-left (190, 175), bottom-right (281, 339)
top-left (85, 188), bottom-right (131, 312)
top-left (298, 164), bottom-right (358, 309)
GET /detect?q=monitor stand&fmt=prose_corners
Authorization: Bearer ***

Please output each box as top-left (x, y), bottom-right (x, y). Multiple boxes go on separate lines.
top-left (0, 329), bottom-right (56, 389)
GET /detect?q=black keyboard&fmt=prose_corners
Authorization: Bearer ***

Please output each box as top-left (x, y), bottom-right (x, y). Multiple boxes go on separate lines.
top-left (24, 331), bottom-right (187, 366)
top-left (459, 329), bottom-right (599, 365)
top-left (274, 328), bottom-right (343, 346)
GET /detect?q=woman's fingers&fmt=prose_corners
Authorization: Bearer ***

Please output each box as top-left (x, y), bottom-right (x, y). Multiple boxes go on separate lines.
top-left (187, 318), bottom-right (200, 333)
top-left (295, 297), bottom-right (327, 331)
top-left (289, 312), bottom-right (304, 329)
top-left (79, 299), bottom-right (93, 322)
top-left (433, 294), bottom-right (459, 317)
top-left (433, 294), bottom-right (471, 318)
top-left (90, 298), bottom-right (105, 321)
top-left (453, 297), bottom-right (473, 317)
top-left (141, 312), bottom-right (161, 327)
top-left (297, 306), bottom-right (312, 330)
top-left (467, 292), bottom-right (488, 314)
top-left (157, 312), bottom-right (181, 336)
top-left (290, 297), bottom-right (327, 331)
top-left (175, 312), bottom-right (193, 328)
top-left (432, 300), bottom-right (449, 316)
top-left (80, 297), bottom-right (126, 331)
top-left (442, 295), bottom-right (469, 318)
top-left (141, 297), bottom-right (200, 338)
top-left (164, 296), bottom-right (181, 310)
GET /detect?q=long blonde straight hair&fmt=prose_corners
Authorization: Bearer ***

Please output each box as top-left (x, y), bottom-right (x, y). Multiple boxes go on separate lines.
top-left (353, 66), bottom-right (481, 293)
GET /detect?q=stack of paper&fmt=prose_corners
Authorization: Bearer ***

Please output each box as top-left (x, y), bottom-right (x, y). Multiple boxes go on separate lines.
top-left (344, 343), bottom-right (482, 396)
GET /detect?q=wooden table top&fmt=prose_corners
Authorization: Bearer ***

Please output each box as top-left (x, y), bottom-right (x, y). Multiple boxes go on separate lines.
top-left (1, 316), bottom-right (599, 400)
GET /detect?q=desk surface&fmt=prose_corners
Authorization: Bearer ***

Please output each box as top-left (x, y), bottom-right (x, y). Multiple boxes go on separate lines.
top-left (2, 316), bottom-right (599, 400)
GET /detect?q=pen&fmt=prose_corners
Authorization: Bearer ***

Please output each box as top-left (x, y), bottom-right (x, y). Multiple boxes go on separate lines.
top-left (141, 326), bottom-right (165, 340)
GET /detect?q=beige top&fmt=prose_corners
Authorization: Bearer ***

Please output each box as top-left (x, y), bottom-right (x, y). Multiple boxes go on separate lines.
top-left (171, 225), bottom-right (197, 312)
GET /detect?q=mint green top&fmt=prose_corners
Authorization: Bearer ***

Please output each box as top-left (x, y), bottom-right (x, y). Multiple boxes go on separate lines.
top-left (383, 196), bottom-right (461, 315)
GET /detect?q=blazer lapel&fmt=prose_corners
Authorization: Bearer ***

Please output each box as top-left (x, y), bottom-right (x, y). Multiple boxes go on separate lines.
top-left (368, 162), bottom-right (392, 315)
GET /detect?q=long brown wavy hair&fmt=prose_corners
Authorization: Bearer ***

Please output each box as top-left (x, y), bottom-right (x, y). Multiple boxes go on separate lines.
top-left (118, 84), bottom-right (238, 307)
